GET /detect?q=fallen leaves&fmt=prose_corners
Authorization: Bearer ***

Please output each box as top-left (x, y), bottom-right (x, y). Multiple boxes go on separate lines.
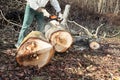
top-left (1, 49), bottom-right (17, 56)
top-left (86, 65), bottom-right (97, 72)
top-left (65, 67), bottom-right (84, 75)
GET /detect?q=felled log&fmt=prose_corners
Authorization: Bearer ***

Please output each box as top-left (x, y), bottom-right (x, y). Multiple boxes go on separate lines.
top-left (16, 31), bottom-right (54, 68)
top-left (89, 41), bottom-right (100, 50)
top-left (73, 36), bottom-right (100, 50)
top-left (45, 20), bottom-right (73, 52)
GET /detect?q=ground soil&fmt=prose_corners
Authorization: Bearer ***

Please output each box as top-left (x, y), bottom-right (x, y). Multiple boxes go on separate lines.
top-left (0, 1), bottom-right (120, 80)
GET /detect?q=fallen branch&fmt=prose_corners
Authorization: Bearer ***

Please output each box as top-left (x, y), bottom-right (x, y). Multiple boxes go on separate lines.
top-left (0, 9), bottom-right (21, 27)
top-left (105, 30), bottom-right (120, 38)
top-left (68, 20), bottom-right (103, 50)
top-left (68, 20), bottom-right (93, 37)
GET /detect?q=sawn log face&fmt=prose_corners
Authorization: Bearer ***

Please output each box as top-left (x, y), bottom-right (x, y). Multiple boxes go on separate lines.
top-left (45, 21), bottom-right (73, 52)
top-left (16, 31), bottom-right (55, 68)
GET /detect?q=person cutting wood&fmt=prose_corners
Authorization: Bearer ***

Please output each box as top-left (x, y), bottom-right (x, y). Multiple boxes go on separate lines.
top-left (15, 0), bottom-right (62, 48)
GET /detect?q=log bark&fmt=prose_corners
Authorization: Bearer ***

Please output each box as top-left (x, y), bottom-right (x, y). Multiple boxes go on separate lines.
top-left (45, 21), bottom-right (73, 52)
top-left (16, 31), bottom-right (55, 68)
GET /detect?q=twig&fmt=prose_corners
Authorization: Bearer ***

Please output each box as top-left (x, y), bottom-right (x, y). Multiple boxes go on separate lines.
top-left (0, 68), bottom-right (20, 71)
top-left (95, 23), bottom-right (104, 36)
top-left (106, 30), bottom-right (120, 38)
top-left (15, 0), bottom-right (22, 4)
top-left (0, 9), bottom-right (21, 27)
top-left (102, 32), bottom-right (107, 38)
top-left (109, 72), bottom-right (114, 80)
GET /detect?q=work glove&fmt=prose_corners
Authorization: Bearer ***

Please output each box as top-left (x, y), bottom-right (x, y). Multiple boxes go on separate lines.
top-left (41, 8), bottom-right (50, 17)
top-left (57, 12), bottom-right (63, 21)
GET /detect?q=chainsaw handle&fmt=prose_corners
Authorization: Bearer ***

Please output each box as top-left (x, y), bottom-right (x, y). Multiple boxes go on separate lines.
top-left (49, 15), bottom-right (58, 20)
top-left (49, 15), bottom-right (63, 22)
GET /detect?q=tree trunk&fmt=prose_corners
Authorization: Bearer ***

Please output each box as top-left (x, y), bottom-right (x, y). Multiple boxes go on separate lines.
top-left (45, 21), bottom-right (73, 52)
top-left (114, 0), bottom-right (119, 15)
top-left (16, 31), bottom-right (55, 68)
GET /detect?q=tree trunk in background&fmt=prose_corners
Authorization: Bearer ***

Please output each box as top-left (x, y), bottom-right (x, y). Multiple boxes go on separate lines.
top-left (98, 0), bottom-right (103, 13)
top-left (114, 0), bottom-right (119, 15)
top-left (64, 0), bottom-right (120, 15)
top-left (99, 0), bottom-right (106, 14)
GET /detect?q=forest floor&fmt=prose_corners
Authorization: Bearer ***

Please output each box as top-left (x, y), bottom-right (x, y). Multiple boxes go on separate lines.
top-left (0, 1), bottom-right (120, 80)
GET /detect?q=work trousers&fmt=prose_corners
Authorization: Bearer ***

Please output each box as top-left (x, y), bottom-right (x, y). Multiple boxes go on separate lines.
top-left (15, 4), bottom-right (45, 48)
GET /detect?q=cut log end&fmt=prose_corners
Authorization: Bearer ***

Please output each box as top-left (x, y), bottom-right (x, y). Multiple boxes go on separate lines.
top-left (50, 31), bottom-right (73, 52)
top-left (89, 41), bottom-right (100, 50)
top-left (16, 37), bottom-right (54, 68)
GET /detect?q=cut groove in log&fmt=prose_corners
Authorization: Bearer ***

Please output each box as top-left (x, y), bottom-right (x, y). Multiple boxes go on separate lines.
top-left (16, 31), bottom-right (54, 68)
top-left (89, 41), bottom-right (100, 50)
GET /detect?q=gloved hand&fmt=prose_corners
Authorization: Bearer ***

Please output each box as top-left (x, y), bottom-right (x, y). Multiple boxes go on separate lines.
top-left (57, 12), bottom-right (63, 21)
top-left (41, 8), bottom-right (50, 17)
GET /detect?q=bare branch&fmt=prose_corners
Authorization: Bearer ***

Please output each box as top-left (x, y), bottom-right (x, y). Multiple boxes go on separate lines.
top-left (95, 23), bottom-right (104, 36)
top-left (106, 30), bottom-right (120, 38)
top-left (0, 9), bottom-right (21, 27)
top-left (102, 32), bottom-right (107, 38)
top-left (68, 20), bottom-right (93, 37)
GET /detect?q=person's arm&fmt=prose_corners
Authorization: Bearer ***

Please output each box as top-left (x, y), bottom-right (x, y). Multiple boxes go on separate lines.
top-left (50, 0), bottom-right (62, 20)
top-left (50, 0), bottom-right (61, 13)
top-left (27, 0), bottom-right (50, 17)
